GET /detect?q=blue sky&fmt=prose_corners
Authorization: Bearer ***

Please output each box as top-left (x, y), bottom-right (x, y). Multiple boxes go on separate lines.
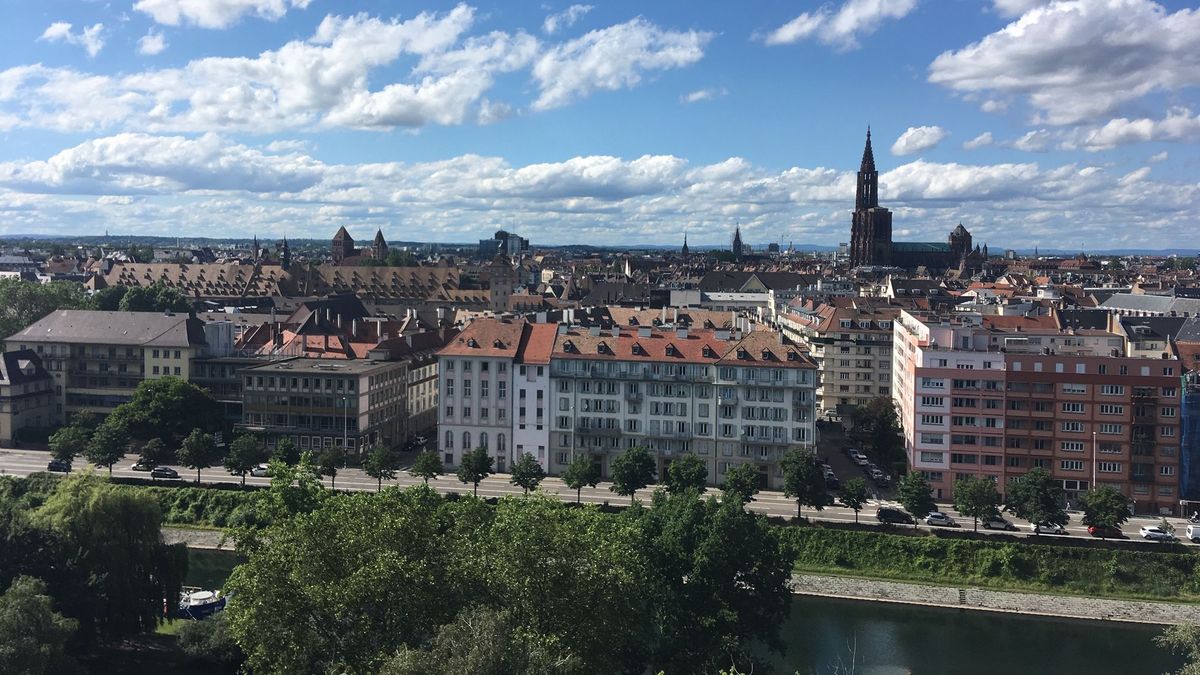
top-left (0, 0), bottom-right (1196, 250)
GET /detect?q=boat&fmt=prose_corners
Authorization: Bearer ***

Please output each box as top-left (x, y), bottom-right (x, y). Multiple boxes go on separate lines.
top-left (179, 588), bottom-right (227, 620)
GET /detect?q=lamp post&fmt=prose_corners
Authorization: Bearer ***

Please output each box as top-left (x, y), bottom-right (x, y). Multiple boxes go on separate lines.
top-left (1091, 430), bottom-right (1097, 490)
top-left (341, 395), bottom-right (348, 454)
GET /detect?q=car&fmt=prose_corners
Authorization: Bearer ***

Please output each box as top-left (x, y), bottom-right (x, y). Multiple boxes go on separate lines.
top-left (925, 512), bottom-right (959, 527)
top-left (869, 468), bottom-right (885, 481)
top-left (1139, 525), bottom-right (1177, 542)
top-left (46, 459), bottom-right (72, 473)
top-left (1188, 525), bottom-right (1200, 543)
top-left (250, 464), bottom-right (271, 477)
top-left (150, 466), bottom-right (180, 479)
top-left (1031, 522), bottom-right (1068, 535)
top-left (876, 507), bottom-right (914, 525)
top-left (131, 461), bottom-right (153, 471)
top-left (1087, 525), bottom-right (1124, 539)
top-left (825, 475), bottom-right (840, 490)
top-left (981, 515), bottom-right (1018, 531)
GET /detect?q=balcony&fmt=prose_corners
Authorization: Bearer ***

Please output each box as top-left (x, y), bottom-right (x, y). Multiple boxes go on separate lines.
top-left (624, 391), bottom-right (643, 403)
top-left (576, 423), bottom-right (621, 437)
top-left (718, 391), bottom-right (738, 403)
top-left (741, 434), bottom-right (789, 446)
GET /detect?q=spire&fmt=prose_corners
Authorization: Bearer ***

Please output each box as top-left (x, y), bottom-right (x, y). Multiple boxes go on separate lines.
top-left (860, 126), bottom-right (875, 173)
top-left (281, 237), bottom-right (291, 271)
top-left (681, 232), bottom-right (689, 257)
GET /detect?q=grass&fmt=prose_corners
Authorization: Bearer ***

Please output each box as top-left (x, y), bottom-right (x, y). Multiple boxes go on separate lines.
top-left (785, 525), bottom-right (1200, 603)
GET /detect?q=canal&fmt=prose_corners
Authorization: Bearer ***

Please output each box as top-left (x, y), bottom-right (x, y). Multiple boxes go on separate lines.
top-left (189, 549), bottom-right (1185, 673)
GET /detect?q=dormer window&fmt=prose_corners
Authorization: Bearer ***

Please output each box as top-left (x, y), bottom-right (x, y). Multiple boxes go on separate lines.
top-left (787, 351), bottom-right (798, 361)
top-left (702, 345), bottom-right (716, 358)
top-left (737, 348), bottom-right (748, 360)
top-left (563, 339), bottom-right (576, 353)
top-left (492, 339), bottom-right (505, 348)
top-left (597, 341), bottom-right (611, 355)
top-left (632, 343), bottom-right (645, 356)
top-left (665, 343), bottom-right (678, 357)
top-left (761, 349), bottom-right (774, 361)
top-left (466, 338), bottom-right (479, 348)
top-left (629, 316), bottom-right (639, 325)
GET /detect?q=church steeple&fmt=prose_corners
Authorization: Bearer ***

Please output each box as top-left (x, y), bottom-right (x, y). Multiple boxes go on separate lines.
top-left (681, 232), bottom-right (690, 258)
top-left (281, 237), bottom-right (291, 271)
top-left (855, 127), bottom-right (879, 211)
top-left (732, 225), bottom-right (744, 260)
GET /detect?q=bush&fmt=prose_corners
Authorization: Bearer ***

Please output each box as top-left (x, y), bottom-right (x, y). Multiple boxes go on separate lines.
top-left (178, 612), bottom-right (242, 668)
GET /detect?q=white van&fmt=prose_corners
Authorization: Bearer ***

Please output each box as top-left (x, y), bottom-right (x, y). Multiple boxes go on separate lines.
top-left (1187, 525), bottom-right (1200, 543)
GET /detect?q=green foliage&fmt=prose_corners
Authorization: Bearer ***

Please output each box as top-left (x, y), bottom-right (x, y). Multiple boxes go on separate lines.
top-left (838, 478), bottom-right (869, 523)
top-left (224, 434), bottom-right (264, 487)
top-left (90, 286), bottom-right (127, 312)
top-left (508, 452), bottom-right (545, 494)
top-left (116, 283), bottom-right (192, 313)
top-left (408, 450), bottom-right (444, 485)
top-left (609, 445), bottom-right (655, 504)
top-left (177, 611), bottom-right (243, 669)
top-left (954, 476), bottom-right (1002, 532)
top-left (0, 576), bottom-right (81, 675)
top-left (317, 446), bottom-right (347, 489)
top-left (138, 438), bottom-right (169, 470)
top-left (364, 444), bottom-right (401, 491)
top-left (0, 278), bottom-right (91, 340)
top-left (721, 463), bottom-right (761, 505)
top-left (847, 397), bottom-right (907, 472)
top-left (49, 426), bottom-right (90, 463)
top-left (1005, 468), bottom-right (1068, 531)
top-left (1079, 486), bottom-right (1131, 534)
top-left (781, 448), bottom-right (830, 518)
top-left (1156, 623), bottom-right (1200, 675)
top-left (272, 437), bottom-right (300, 465)
top-left (106, 377), bottom-right (224, 445)
top-left (897, 472), bottom-right (936, 525)
top-left (360, 249), bottom-right (418, 267)
top-left (786, 526), bottom-right (1200, 601)
top-left (84, 421), bottom-right (129, 475)
top-left (457, 446), bottom-right (494, 496)
top-left (178, 430), bottom-right (220, 484)
top-left (666, 454), bottom-right (708, 495)
top-left (560, 453), bottom-right (600, 503)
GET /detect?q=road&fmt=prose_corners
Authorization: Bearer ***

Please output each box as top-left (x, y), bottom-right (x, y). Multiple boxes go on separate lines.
top-left (3, 447), bottom-right (1195, 547)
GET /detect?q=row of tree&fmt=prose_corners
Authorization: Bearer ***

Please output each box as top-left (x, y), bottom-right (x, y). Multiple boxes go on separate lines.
top-left (0, 278), bottom-right (193, 340)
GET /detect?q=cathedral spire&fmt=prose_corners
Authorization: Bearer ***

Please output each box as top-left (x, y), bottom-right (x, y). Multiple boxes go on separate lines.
top-left (855, 127), bottom-right (879, 211)
top-left (860, 126), bottom-right (875, 173)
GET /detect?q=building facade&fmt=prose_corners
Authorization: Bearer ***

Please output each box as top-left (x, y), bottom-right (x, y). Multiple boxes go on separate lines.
top-left (893, 310), bottom-right (1183, 514)
top-left (0, 350), bottom-right (54, 445)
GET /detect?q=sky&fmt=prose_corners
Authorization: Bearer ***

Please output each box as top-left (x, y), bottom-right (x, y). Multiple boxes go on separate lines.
top-left (0, 0), bottom-right (1197, 250)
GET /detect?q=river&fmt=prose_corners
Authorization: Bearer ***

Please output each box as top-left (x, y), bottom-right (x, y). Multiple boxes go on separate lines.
top-left (188, 550), bottom-right (1185, 674)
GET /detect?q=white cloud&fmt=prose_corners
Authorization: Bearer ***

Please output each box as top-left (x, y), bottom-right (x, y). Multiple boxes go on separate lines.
top-left (929, 0), bottom-right (1200, 125)
top-left (681, 87), bottom-right (727, 104)
top-left (991, 0), bottom-right (1051, 17)
top-left (3, 133), bottom-right (1195, 249)
top-left (1148, 151), bottom-right (1168, 163)
top-left (1011, 129), bottom-right (1053, 152)
top-left (532, 18), bottom-right (712, 111)
top-left (138, 30), bottom-right (167, 55)
top-left (765, 0), bottom-right (918, 50)
top-left (39, 22), bottom-right (105, 58)
top-left (543, 5), bottom-right (592, 35)
top-left (1063, 108), bottom-right (1200, 151)
top-left (963, 132), bottom-right (993, 150)
top-left (134, 0), bottom-right (313, 29)
top-left (891, 125), bottom-right (947, 155)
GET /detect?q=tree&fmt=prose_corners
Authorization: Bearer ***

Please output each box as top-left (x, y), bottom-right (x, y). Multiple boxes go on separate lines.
top-left (609, 445), bottom-right (655, 505)
top-left (1005, 467), bottom-right (1068, 535)
top-left (116, 283), bottom-right (191, 313)
top-left (0, 278), bottom-right (91, 339)
top-left (780, 448), bottom-right (830, 519)
top-left (1157, 623), bottom-right (1200, 675)
top-left (1078, 485), bottom-right (1131, 538)
top-left (137, 438), bottom-right (169, 471)
top-left (178, 429), bottom-right (220, 485)
top-left (839, 477), bottom-right (870, 524)
top-left (48, 426), bottom-right (89, 464)
top-left (953, 476), bottom-right (1002, 532)
top-left (509, 452), bottom-right (545, 494)
top-left (408, 450), bottom-right (443, 485)
top-left (665, 454), bottom-right (708, 495)
top-left (224, 434), bottom-right (264, 487)
top-left (848, 397), bottom-right (907, 473)
top-left (561, 453), bottom-right (601, 503)
top-left (897, 472), bottom-right (936, 529)
top-left (272, 437), bottom-right (300, 465)
top-left (90, 285), bottom-right (128, 311)
top-left (364, 444), bottom-right (401, 491)
top-left (0, 576), bottom-right (80, 675)
top-left (456, 446), bottom-right (494, 497)
top-left (178, 611), bottom-right (243, 669)
top-left (84, 421), bottom-right (128, 476)
top-left (721, 463), bottom-right (761, 505)
top-left (317, 447), bottom-right (347, 490)
top-left (104, 378), bottom-right (223, 446)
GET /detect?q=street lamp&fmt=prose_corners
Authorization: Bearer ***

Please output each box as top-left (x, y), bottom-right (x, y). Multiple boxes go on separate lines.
top-left (1091, 430), bottom-right (1097, 490)
top-left (341, 395), bottom-right (348, 454)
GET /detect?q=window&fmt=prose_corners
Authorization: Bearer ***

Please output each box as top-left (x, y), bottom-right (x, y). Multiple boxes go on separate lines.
top-left (1061, 441), bottom-right (1084, 452)
top-left (1060, 421), bottom-right (1084, 432)
top-left (1061, 402), bottom-right (1083, 413)
top-left (920, 451), bottom-right (944, 463)
top-left (1161, 407), bottom-right (1177, 418)
top-left (1099, 423), bottom-right (1122, 434)
top-left (1098, 462), bottom-right (1122, 473)
top-left (921, 377), bottom-right (944, 388)
top-left (920, 433), bottom-right (944, 445)
top-left (1160, 465), bottom-right (1176, 476)
top-left (950, 453), bottom-right (977, 464)
top-left (1100, 384), bottom-right (1124, 396)
top-left (1098, 404), bottom-right (1123, 415)
top-left (1006, 456), bottom-right (1022, 467)
top-left (1161, 426), bottom-right (1176, 438)
top-left (921, 396), bottom-right (945, 407)
top-left (445, 430), bottom-right (453, 449)
top-left (1062, 383), bottom-right (1086, 394)
top-left (1060, 460), bottom-right (1084, 471)
top-left (921, 414), bottom-right (944, 425)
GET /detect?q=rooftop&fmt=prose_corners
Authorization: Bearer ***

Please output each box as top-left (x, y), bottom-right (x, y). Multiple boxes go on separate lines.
top-left (7, 310), bottom-right (205, 348)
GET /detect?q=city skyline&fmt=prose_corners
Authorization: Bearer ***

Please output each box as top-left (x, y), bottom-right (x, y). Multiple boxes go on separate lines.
top-left (0, 0), bottom-right (1197, 248)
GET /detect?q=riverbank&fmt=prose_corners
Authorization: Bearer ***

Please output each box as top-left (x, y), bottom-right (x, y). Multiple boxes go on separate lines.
top-left (790, 573), bottom-right (1200, 625)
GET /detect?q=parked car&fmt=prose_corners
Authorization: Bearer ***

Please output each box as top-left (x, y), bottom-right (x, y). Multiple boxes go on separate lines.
top-left (1087, 525), bottom-right (1124, 539)
top-left (981, 515), bottom-right (1018, 531)
top-left (150, 466), bottom-right (180, 480)
top-left (869, 468), bottom-right (886, 482)
top-left (1139, 525), bottom-right (1177, 542)
top-left (131, 461), bottom-right (153, 471)
top-left (1031, 522), bottom-right (1068, 535)
top-left (1187, 525), bottom-right (1200, 543)
top-left (925, 512), bottom-right (959, 527)
top-left (876, 507), bottom-right (914, 525)
top-left (46, 459), bottom-right (72, 473)
top-left (849, 451), bottom-right (869, 466)
top-left (250, 464), bottom-right (271, 477)
top-left (825, 474), bottom-right (840, 490)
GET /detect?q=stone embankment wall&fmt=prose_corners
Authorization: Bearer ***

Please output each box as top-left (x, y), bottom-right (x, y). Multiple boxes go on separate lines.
top-left (791, 574), bottom-right (1200, 625)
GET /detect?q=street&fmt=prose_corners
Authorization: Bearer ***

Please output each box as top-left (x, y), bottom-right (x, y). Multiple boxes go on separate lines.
top-left (3, 447), bottom-right (1196, 547)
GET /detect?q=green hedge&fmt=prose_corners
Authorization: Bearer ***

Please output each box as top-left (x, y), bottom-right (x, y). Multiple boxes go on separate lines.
top-left (115, 485), bottom-right (256, 528)
top-left (786, 526), bottom-right (1200, 601)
